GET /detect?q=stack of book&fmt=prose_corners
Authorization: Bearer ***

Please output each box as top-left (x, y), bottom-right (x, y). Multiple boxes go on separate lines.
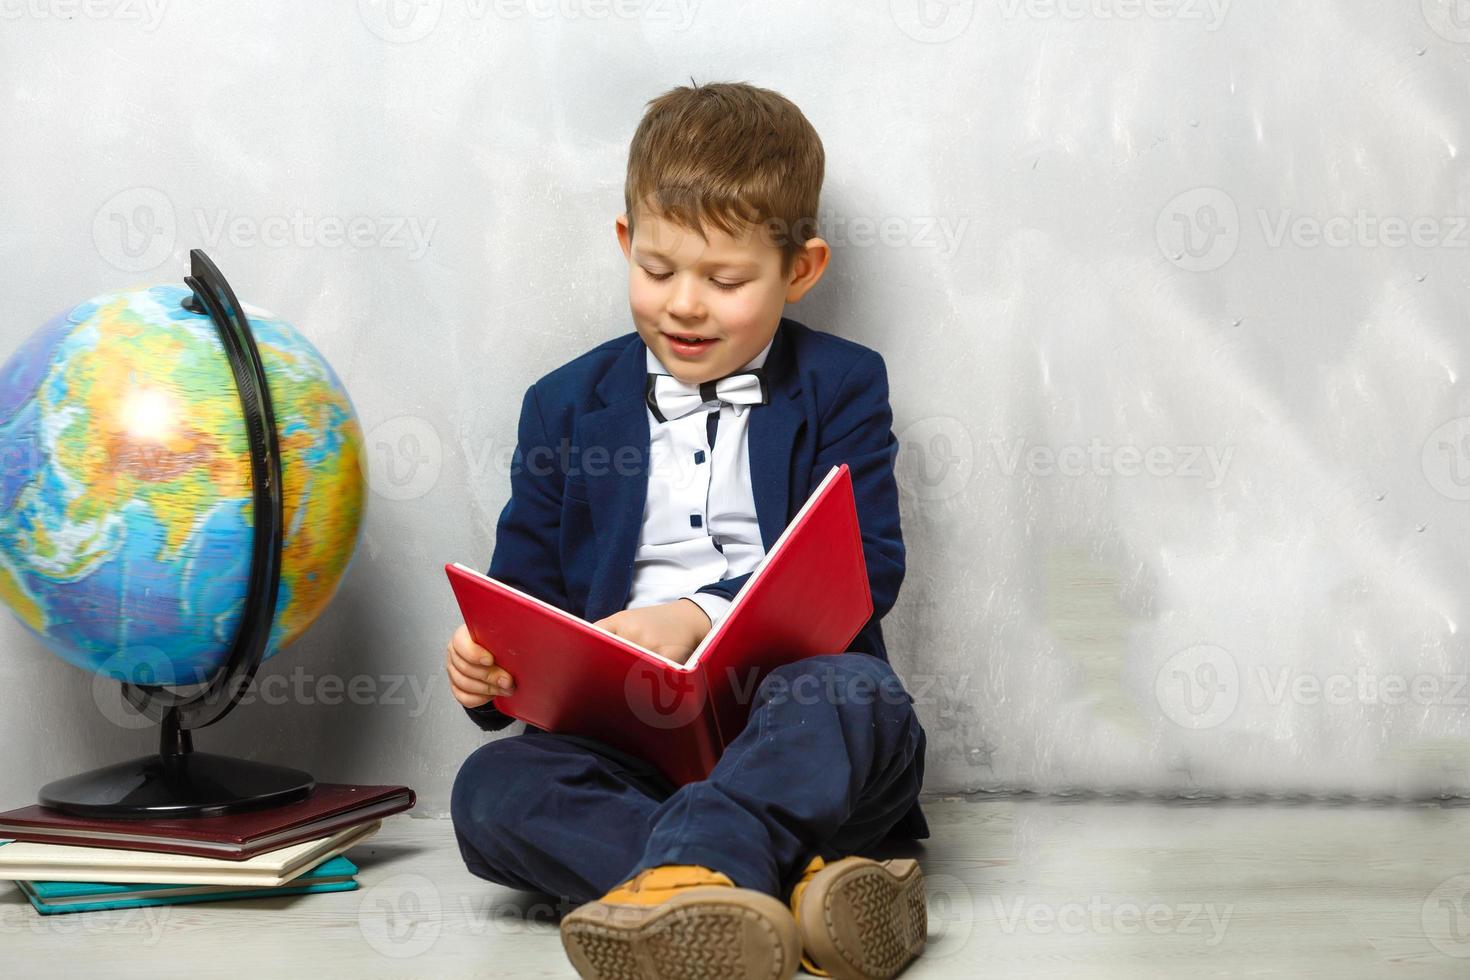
top-left (0, 783), bottom-right (414, 915)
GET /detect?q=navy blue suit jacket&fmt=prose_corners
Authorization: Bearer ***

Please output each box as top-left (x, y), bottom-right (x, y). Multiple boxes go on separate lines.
top-left (463, 316), bottom-right (928, 839)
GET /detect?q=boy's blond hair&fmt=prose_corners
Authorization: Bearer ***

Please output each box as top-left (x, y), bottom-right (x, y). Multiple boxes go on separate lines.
top-left (624, 80), bottom-right (825, 277)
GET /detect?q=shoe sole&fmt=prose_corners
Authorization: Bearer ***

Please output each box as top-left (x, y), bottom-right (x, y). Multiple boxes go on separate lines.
top-left (795, 858), bottom-right (927, 980)
top-left (560, 886), bottom-right (801, 980)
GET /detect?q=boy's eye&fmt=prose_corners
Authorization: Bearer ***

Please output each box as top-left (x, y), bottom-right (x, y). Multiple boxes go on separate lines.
top-left (641, 269), bottom-right (746, 291)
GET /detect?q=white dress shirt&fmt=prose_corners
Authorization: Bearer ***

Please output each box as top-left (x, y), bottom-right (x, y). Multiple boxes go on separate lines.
top-left (624, 336), bottom-right (773, 628)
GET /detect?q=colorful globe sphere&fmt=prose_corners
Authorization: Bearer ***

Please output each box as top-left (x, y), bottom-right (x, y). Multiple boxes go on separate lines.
top-left (0, 284), bottom-right (366, 685)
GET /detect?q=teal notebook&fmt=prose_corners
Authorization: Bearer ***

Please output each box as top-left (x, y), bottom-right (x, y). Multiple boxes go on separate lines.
top-left (7, 847), bottom-right (359, 915)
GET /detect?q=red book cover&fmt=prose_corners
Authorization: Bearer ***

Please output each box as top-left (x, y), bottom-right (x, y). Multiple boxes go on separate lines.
top-left (0, 784), bottom-right (415, 861)
top-left (446, 463), bottom-right (873, 786)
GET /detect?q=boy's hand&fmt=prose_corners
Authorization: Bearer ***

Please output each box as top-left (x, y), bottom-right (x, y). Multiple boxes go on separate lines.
top-left (593, 599), bottom-right (712, 665)
top-left (445, 622), bottom-right (515, 709)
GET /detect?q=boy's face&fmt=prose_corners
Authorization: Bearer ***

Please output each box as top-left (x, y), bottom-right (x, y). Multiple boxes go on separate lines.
top-left (616, 206), bottom-right (829, 386)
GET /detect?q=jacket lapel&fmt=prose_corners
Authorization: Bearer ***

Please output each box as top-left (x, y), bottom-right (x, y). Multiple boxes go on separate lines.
top-left (579, 320), bottom-right (804, 620)
top-left (747, 322), bottom-right (803, 553)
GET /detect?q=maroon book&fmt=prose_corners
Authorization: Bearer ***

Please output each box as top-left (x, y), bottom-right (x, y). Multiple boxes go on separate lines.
top-left (0, 784), bottom-right (415, 861)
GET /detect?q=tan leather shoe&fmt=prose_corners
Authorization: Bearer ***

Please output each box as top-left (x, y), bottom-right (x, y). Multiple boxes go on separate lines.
top-left (788, 856), bottom-right (927, 979)
top-left (560, 863), bottom-right (801, 980)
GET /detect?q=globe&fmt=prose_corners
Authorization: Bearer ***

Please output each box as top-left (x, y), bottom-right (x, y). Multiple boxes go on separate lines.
top-left (0, 282), bottom-right (366, 689)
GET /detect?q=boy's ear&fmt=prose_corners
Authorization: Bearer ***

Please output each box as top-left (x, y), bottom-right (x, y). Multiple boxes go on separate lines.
top-left (784, 237), bottom-right (831, 304)
top-left (616, 213), bottom-right (632, 260)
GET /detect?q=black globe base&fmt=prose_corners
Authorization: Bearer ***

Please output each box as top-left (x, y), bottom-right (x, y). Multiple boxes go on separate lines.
top-left (38, 751), bottom-right (314, 819)
top-left (39, 705), bottom-right (313, 819)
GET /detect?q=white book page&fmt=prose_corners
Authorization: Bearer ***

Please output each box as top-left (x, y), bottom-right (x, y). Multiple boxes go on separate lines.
top-left (450, 562), bottom-right (695, 671)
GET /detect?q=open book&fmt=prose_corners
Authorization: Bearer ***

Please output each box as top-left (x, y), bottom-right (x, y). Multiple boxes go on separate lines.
top-left (445, 462), bottom-right (872, 786)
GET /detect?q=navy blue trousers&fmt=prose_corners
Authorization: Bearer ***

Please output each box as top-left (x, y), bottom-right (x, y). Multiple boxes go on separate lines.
top-left (450, 653), bottom-right (927, 908)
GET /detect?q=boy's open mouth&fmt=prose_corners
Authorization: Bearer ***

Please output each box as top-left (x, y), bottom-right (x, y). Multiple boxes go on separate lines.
top-left (663, 331), bottom-right (718, 353)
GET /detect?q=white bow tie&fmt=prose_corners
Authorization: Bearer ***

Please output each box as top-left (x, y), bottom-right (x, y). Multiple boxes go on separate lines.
top-left (644, 368), bottom-right (770, 423)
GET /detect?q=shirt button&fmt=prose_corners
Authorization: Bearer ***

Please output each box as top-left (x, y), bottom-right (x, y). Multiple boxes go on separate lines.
top-left (689, 514), bottom-right (702, 528)
top-left (694, 450), bottom-right (706, 464)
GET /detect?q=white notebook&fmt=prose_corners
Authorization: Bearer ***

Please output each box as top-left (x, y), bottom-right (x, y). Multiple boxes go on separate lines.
top-left (0, 819), bottom-right (380, 888)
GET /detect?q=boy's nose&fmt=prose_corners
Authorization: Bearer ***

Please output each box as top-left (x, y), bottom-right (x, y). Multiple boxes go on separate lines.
top-left (666, 277), bottom-right (704, 319)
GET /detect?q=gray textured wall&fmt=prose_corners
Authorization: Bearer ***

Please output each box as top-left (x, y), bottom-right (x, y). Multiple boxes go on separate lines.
top-left (3, 1), bottom-right (1469, 818)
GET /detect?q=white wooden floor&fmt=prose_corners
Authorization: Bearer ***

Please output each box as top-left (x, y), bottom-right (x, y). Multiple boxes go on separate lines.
top-left (4, 795), bottom-right (1469, 978)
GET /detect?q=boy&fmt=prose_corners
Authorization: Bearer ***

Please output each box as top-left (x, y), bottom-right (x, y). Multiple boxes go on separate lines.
top-left (447, 81), bottom-right (929, 980)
